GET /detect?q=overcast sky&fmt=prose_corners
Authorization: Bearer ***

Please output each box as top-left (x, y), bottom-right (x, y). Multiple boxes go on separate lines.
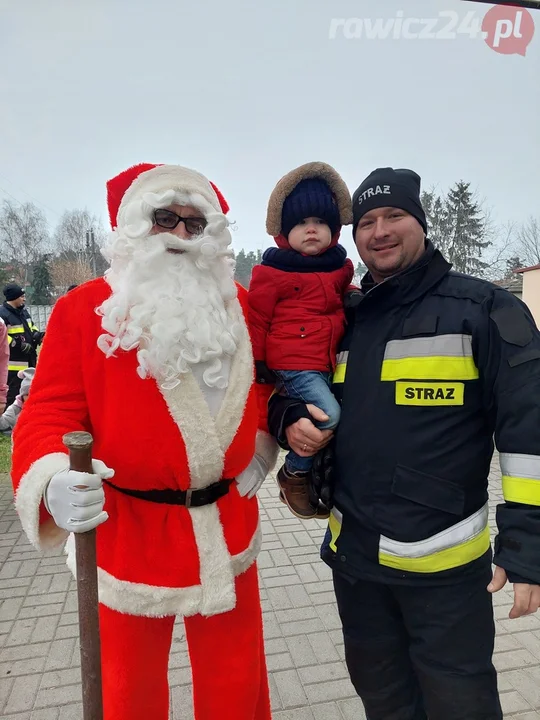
top-left (1, 0), bottom-right (539, 262)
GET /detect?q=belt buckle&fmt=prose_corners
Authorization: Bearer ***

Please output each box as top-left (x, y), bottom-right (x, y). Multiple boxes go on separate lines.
top-left (185, 489), bottom-right (193, 508)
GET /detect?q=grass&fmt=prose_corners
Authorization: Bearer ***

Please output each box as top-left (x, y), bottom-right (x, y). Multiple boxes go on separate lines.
top-left (0, 434), bottom-right (12, 475)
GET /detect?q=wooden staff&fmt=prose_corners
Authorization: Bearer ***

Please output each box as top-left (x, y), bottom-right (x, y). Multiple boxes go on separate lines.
top-left (63, 431), bottom-right (103, 720)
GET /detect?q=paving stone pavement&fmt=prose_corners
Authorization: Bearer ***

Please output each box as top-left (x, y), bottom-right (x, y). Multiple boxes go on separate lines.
top-left (1, 454), bottom-right (540, 719)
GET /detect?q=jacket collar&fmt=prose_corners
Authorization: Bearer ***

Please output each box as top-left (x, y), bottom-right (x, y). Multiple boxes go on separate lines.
top-left (262, 243), bottom-right (348, 273)
top-left (2, 301), bottom-right (22, 313)
top-left (347, 240), bottom-right (452, 310)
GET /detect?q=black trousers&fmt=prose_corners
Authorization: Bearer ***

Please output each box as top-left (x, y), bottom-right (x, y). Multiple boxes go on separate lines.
top-left (333, 566), bottom-right (503, 720)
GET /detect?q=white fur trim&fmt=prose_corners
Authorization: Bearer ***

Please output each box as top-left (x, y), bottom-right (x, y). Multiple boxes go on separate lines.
top-left (118, 165), bottom-right (221, 227)
top-left (64, 522), bottom-right (261, 618)
top-left (190, 504), bottom-right (236, 616)
top-left (215, 301), bottom-right (254, 452)
top-left (255, 431), bottom-right (279, 472)
top-left (160, 371), bottom-right (225, 490)
top-left (14, 453), bottom-right (70, 551)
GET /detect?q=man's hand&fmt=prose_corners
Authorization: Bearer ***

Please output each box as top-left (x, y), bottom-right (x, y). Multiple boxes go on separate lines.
top-left (44, 459), bottom-right (114, 533)
top-left (488, 566), bottom-right (540, 618)
top-left (285, 404), bottom-right (333, 456)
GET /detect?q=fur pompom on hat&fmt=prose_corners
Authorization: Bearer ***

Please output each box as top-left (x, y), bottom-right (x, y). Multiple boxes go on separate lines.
top-left (266, 162), bottom-right (353, 249)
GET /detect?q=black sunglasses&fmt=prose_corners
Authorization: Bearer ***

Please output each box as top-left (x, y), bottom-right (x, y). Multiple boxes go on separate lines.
top-left (153, 209), bottom-right (207, 236)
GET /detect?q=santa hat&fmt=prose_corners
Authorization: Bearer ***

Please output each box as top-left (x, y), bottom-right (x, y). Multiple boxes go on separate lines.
top-left (106, 163), bottom-right (230, 230)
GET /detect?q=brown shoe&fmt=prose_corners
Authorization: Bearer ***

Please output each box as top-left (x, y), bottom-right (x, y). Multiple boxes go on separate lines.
top-left (277, 465), bottom-right (330, 520)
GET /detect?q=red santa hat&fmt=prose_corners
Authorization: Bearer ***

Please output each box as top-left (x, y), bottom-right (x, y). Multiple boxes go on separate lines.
top-left (106, 163), bottom-right (230, 230)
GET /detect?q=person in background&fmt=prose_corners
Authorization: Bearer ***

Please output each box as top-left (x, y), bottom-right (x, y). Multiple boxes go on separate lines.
top-left (0, 319), bottom-right (9, 415)
top-left (0, 284), bottom-right (43, 405)
top-left (0, 367), bottom-right (35, 436)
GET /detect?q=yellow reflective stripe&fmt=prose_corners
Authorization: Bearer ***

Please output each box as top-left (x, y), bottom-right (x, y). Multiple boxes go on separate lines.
top-left (333, 351), bottom-right (348, 384)
top-left (379, 503), bottom-right (488, 572)
top-left (382, 334), bottom-right (478, 381)
top-left (328, 507), bottom-right (342, 552)
top-left (379, 525), bottom-right (490, 573)
top-left (333, 363), bottom-right (347, 384)
top-left (8, 362), bottom-right (29, 371)
top-left (7, 327), bottom-right (24, 334)
top-left (502, 476), bottom-right (540, 506)
top-left (381, 356), bottom-right (479, 381)
top-left (500, 453), bottom-right (540, 506)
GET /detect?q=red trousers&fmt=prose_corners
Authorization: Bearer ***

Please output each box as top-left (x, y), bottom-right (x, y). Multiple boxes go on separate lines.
top-left (99, 565), bottom-right (271, 720)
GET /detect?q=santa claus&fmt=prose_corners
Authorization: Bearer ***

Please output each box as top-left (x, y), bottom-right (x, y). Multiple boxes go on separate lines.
top-left (10, 163), bottom-right (279, 720)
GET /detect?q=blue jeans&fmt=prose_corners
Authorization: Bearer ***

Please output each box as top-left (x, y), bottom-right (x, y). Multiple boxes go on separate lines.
top-left (274, 370), bottom-right (341, 472)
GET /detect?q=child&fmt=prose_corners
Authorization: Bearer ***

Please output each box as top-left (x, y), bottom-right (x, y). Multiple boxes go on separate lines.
top-left (0, 367), bottom-right (35, 436)
top-left (0, 319), bottom-right (7, 415)
top-left (248, 162), bottom-right (354, 520)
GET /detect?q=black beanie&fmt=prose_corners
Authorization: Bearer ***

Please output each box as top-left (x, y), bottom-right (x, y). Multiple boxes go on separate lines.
top-left (281, 178), bottom-right (340, 238)
top-left (3, 283), bottom-right (25, 301)
top-left (352, 168), bottom-right (427, 236)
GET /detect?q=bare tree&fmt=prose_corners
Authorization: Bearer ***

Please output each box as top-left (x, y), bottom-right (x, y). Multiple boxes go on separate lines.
top-left (53, 209), bottom-right (102, 256)
top-left (0, 200), bottom-right (50, 284)
top-left (49, 257), bottom-right (93, 296)
top-left (516, 216), bottom-right (540, 266)
top-left (481, 221), bottom-right (519, 282)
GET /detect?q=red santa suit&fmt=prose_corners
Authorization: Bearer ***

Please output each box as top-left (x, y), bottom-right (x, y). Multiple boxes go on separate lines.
top-left (10, 163), bottom-right (278, 720)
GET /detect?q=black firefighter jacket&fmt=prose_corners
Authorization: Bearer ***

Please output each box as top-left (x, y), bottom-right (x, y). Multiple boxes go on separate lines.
top-left (267, 241), bottom-right (540, 586)
top-left (0, 302), bottom-right (40, 372)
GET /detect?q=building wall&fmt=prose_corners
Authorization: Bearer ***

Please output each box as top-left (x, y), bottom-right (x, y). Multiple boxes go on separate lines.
top-left (522, 269), bottom-right (540, 327)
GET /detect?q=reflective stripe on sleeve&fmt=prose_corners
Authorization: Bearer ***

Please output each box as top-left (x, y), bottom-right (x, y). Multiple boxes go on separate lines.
top-left (500, 453), bottom-right (540, 507)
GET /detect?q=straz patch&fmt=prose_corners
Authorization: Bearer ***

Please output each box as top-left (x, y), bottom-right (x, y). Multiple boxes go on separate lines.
top-left (395, 381), bottom-right (464, 406)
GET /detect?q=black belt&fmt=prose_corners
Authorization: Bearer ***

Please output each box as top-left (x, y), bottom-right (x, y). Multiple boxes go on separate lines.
top-left (102, 478), bottom-right (234, 508)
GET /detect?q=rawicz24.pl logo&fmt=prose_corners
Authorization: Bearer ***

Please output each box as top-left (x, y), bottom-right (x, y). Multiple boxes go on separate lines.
top-left (329, 7), bottom-right (535, 56)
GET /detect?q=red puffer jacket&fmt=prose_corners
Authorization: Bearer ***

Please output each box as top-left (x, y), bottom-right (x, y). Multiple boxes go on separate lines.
top-left (248, 245), bottom-right (354, 373)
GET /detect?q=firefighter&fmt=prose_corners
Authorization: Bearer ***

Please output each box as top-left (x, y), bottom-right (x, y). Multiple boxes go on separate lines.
top-left (0, 284), bottom-right (43, 406)
top-left (267, 167), bottom-right (540, 720)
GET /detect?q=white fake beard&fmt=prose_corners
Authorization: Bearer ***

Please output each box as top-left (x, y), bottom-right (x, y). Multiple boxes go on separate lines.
top-left (96, 219), bottom-right (241, 390)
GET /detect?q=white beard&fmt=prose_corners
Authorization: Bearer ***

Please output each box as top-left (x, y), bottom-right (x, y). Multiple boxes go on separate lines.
top-left (96, 210), bottom-right (241, 391)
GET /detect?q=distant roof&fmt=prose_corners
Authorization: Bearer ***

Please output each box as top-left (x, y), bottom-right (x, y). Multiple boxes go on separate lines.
top-left (494, 275), bottom-right (523, 293)
top-left (515, 264), bottom-right (540, 274)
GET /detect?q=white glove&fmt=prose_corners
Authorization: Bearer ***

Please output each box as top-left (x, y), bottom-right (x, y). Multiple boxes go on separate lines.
top-left (236, 455), bottom-right (269, 499)
top-left (44, 459), bottom-right (115, 533)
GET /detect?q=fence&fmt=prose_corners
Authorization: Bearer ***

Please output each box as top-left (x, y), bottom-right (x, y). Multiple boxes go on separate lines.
top-left (26, 305), bottom-right (54, 332)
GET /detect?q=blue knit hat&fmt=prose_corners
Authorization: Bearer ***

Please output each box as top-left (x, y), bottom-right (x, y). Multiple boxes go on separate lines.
top-left (281, 178), bottom-right (340, 238)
